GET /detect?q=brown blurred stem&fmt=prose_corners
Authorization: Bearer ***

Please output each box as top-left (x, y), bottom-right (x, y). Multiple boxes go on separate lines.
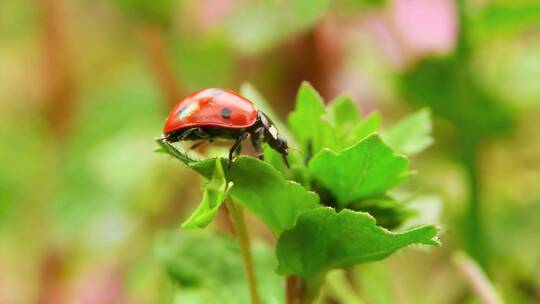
top-left (286, 276), bottom-right (299, 304)
top-left (139, 24), bottom-right (181, 105)
top-left (38, 0), bottom-right (76, 137)
top-left (453, 251), bottom-right (502, 304)
top-left (226, 200), bottom-right (260, 304)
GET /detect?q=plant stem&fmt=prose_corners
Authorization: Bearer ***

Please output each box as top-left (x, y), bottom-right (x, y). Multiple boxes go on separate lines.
top-left (455, 0), bottom-right (489, 271)
top-left (226, 200), bottom-right (260, 304)
top-left (286, 276), bottom-right (299, 304)
top-left (460, 142), bottom-right (488, 269)
top-left (453, 251), bottom-right (502, 304)
top-left (325, 270), bottom-right (364, 304)
top-left (139, 24), bottom-right (181, 106)
top-left (38, 0), bottom-right (76, 137)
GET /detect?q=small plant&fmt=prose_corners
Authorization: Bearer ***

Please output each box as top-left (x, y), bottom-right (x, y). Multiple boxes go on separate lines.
top-left (156, 82), bottom-right (439, 303)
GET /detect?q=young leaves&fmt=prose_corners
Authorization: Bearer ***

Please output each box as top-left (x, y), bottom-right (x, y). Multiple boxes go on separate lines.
top-left (308, 134), bottom-right (410, 207)
top-left (182, 159), bottom-right (233, 229)
top-left (191, 157), bottom-right (320, 235)
top-left (276, 207), bottom-right (438, 282)
top-left (288, 82), bottom-right (337, 155)
top-left (382, 109), bottom-right (433, 155)
top-left (288, 83), bottom-right (384, 155)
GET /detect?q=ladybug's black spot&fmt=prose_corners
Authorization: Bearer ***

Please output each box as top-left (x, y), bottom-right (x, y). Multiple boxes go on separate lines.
top-left (221, 108), bottom-right (232, 119)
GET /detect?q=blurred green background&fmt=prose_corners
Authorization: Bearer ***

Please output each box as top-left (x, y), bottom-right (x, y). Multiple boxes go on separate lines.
top-left (1, 0), bottom-right (539, 303)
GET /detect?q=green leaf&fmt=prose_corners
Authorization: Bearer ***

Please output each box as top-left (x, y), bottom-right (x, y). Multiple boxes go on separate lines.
top-left (181, 160), bottom-right (233, 229)
top-left (276, 207), bottom-right (439, 283)
top-left (191, 157), bottom-right (320, 235)
top-left (308, 134), bottom-right (410, 207)
top-left (348, 111), bottom-right (381, 146)
top-left (382, 109), bottom-right (433, 155)
top-left (158, 231), bottom-right (283, 304)
top-left (288, 82), bottom-right (337, 155)
top-left (155, 138), bottom-right (195, 165)
top-left (328, 95), bottom-right (361, 143)
top-left (157, 139), bottom-right (319, 234)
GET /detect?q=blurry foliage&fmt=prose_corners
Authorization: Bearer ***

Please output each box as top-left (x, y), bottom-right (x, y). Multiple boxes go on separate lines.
top-left (0, 116), bottom-right (51, 229)
top-left (470, 0), bottom-right (540, 44)
top-left (53, 72), bottom-right (165, 240)
top-left (333, 0), bottom-right (387, 11)
top-left (158, 231), bottom-right (283, 304)
top-left (474, 37), bottom-right (540, 109)
top-left (225, 0), bottom-right (388, 54)
top-left (171, 38), bottom-right (235, 91)
top-left (114, 0), bottom-right (176, 25)
top-left (226, 0), bottom-right (330, 54)
top-left (401, 56), bottom-right (513, 143)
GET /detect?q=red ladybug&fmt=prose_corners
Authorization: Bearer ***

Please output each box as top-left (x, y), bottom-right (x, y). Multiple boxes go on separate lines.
top-left (162, 88), bottom-right (289, 167)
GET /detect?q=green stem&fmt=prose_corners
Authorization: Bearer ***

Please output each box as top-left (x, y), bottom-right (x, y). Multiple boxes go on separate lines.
top-left (226, 200), bottom-right (260, 304)
top-left (455, 0), bottom-right (489, 271)
top-left (460, 142), bottom-right (488, 270)
top-left (326, 270), bottom-right (364, 304)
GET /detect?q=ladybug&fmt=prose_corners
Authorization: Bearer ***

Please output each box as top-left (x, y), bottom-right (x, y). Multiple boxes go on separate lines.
top-left (162, 88), bottom-right (289, 167)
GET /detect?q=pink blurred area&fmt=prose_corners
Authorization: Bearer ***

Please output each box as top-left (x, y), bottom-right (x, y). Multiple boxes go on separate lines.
top-left (328, 0), bottom-right (458, 103)
top-left (382, 0), bottom-right (458, 66)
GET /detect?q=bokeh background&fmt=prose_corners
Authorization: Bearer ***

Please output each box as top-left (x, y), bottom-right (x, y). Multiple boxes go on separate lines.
top-left (1, 0), bottom-right (540, 303)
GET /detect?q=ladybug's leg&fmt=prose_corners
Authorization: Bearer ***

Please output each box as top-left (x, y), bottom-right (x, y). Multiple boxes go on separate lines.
top-left (194, 127), bottom-right (211, 139)
top-left (178, 128), bottom-right (197, 141)
top-left (228, 133), bottom-right (248, 168)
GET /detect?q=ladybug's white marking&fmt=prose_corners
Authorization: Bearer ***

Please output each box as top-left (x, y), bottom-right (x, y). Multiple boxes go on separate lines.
top-left (179, 102), bottom-right (200, 120)
top-left (268, 125), bottom-right (278, 139)
top-left (210, 90), bottom-right (223, 97)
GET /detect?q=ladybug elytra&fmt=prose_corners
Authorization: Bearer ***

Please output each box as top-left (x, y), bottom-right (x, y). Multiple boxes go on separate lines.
top-left (162, 88), bottom-right (289, 167)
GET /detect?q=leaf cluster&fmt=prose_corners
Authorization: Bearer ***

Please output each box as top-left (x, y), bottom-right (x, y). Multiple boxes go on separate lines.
top-left (156, 82), bottom-right (439, 297)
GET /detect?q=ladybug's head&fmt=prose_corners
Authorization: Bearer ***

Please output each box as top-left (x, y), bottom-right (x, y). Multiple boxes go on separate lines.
top-left (267, 132), bottom-right (289, 168)
top-left (257, 110), bottom-right (289, 167)
top-left (272, 134), bottom-right (288, 155)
